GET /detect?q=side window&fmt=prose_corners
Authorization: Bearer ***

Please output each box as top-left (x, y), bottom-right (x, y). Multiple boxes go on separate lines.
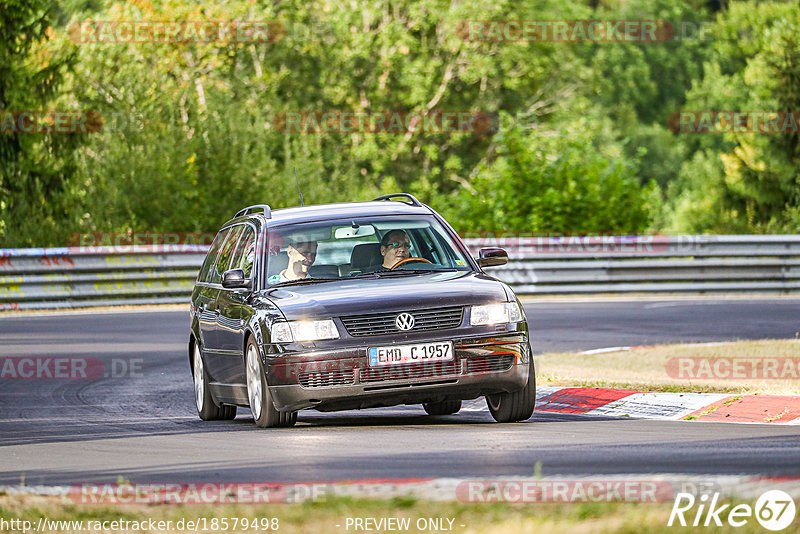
top-left (211, 225), bottom-right (244, 284)
top-left (230, 226), bottom-right (256, 279)
top-left (409, 229), bottom-right (437, 263)
top-left (197, 228), bottom-right (230, 283)
top-left (428, 226), bottom-right (463, 268)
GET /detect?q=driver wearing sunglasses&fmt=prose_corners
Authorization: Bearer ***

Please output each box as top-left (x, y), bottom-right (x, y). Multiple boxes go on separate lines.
top-left (380, 230), bottom-right (412, 269)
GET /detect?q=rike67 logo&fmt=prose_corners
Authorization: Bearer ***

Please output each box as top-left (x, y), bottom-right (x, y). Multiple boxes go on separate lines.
top-left (668, 490), bottom-right (796, 531)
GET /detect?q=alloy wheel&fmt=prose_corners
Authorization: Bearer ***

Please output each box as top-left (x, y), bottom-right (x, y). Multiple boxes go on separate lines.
top-left (246, 344), bottom-right (263, 421)
top-left (193, 344), bottom-right (204, 413)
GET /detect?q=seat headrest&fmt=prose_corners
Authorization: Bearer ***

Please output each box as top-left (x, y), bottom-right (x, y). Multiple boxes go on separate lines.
top-left (350, 243), bottom-right (381, 269)
top-left (267, 253), bottom-right (289, 277)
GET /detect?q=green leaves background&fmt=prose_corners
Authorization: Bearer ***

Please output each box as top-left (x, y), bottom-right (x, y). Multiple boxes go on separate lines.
top-left (2, 0), bottom-right (799, 246)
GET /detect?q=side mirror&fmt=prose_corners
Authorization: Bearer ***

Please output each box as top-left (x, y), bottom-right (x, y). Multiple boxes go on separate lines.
top-left (477, 247), bottom-right (508, 268)
top-left (222, 268), bottom-right (251, 290)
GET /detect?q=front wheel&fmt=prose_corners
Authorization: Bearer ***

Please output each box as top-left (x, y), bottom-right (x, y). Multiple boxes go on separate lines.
top-left (486, 358), bottom-right (536, 423)
top-left (193, 342), bottom-right (236, 420)
top-left (246, 339), bottom-right (296, 428)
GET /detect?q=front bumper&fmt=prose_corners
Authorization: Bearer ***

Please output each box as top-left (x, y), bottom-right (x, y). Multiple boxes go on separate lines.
top-left (263, 332), bottom-right (531, 412)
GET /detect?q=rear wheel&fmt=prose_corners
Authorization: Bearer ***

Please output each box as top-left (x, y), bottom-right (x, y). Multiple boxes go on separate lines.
top-left (423, 400), bottom-right (462, 415)
top-left (193, 342), bottom-right (235, 420)
top-left (486, 358), bottom-right (536, 423)
top-left (246, 339), bottom-right (297, 428)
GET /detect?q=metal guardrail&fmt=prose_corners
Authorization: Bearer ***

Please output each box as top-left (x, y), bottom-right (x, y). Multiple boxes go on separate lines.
top-left (1, 235), bottom-right (799, 310)
top-left (469, 235), bottom-right (800, 294)
top-left (0, 245), bottom-right (206, 311)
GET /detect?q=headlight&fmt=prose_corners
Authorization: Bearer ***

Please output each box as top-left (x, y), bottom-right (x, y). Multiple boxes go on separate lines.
top-left (470, 302), bottom-right (522, 326)
top-left (270, 322), bottom-right (293, 343)
top-left (270, 319), bottom-right (340, 343)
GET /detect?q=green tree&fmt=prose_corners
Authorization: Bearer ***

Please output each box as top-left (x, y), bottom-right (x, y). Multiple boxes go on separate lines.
top-left (19, 0), bottom-right (779, 243)
top-left (446, 112), bottom-right (656, 235)
top-left (59, 0), bottom-right (605, 236)
top-left (0, 0), bottom-right (82, 246)
top-left (664, 1), bottom-right (800, 232)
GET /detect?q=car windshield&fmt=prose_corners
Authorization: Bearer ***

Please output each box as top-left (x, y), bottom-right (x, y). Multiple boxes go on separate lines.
top-left (263, 215), bottom-right (472, 286)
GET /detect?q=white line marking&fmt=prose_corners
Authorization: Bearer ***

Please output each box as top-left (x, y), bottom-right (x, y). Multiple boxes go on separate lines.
top-left (580, 346), bottom-right (631, 355)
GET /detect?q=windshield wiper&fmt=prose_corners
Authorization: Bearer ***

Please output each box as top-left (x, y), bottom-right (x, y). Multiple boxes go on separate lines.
top-left (351, 268), bottom-right (459, 279)
top-left (347, 272), bottom-right (382, 279)
top-left (267, 277), bottom-right (338, 288)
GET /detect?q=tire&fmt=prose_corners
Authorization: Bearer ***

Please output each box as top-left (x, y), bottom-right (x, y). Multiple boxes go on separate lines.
top-left (193, 342), bottom-right (236, 421)
top-left (486, 357), bottom-right (536, 423)
top-left (423, 400), bottom-right (462, 415)
top-left (246, 338), bottom-right (297, 428)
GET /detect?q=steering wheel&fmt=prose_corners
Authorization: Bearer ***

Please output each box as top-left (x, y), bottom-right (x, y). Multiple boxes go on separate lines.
top-left (390, 257), bottom-right (432, 269)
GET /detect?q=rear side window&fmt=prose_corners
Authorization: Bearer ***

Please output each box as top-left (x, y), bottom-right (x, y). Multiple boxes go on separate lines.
top-left (197, 228), bottom-right (230, 283)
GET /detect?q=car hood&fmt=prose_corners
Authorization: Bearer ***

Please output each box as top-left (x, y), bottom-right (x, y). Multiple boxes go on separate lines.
top-left (261, 271), bottom-right (511, 319)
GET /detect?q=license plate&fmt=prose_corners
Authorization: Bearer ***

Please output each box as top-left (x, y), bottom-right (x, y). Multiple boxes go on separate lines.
top-left (368, 341), bottom-right (453, 367)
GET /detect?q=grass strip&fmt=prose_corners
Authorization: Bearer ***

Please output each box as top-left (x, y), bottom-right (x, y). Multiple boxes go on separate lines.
top-left (535, 339), bottom-right (800, 396)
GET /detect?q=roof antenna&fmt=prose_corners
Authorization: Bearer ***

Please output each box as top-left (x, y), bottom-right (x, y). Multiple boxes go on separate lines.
top-left (294, 167), bottom-right (304, 206)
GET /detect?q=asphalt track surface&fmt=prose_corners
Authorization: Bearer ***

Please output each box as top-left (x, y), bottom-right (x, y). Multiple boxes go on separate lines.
top-left (1, 298), bottom-right (799, 486)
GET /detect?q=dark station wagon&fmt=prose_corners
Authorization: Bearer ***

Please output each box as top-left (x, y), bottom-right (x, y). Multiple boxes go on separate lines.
top-left (189, 194), bottom-right (535, 427)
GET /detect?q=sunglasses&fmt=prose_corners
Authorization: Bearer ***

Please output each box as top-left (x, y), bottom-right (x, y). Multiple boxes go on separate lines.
top-left (383, 241), bottom-right (411, 249)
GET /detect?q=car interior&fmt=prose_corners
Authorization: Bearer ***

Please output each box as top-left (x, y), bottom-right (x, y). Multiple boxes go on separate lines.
top-left (262, 220), bottom-right (470, 285)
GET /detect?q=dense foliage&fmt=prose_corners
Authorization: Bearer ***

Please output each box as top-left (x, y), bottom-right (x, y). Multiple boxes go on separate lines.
top-left (1, 0), bottom-right (799, 246)
top-left (0, 0), bottom-right (82, 245)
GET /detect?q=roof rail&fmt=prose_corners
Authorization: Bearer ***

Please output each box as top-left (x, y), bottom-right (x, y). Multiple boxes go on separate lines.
top-left (234, 204), bottom-right (272, 219)
top-left (372, 193), bottom-right (423, 207)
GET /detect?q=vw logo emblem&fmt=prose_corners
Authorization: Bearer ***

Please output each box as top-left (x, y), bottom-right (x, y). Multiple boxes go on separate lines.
top-left (395, 313), bottom-right (415, 331)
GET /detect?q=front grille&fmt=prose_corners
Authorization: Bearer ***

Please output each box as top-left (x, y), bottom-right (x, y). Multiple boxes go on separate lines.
top-left (465, 354), bottom-right (515, 374)
top-left (298, 354), bottom-right (515, 387)
top-left (361, 360), bottom-right (459, 383)
top-left (341, 306), bottom-right (464, 337)
top-left (299, 369), bottom-right (354, 388)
